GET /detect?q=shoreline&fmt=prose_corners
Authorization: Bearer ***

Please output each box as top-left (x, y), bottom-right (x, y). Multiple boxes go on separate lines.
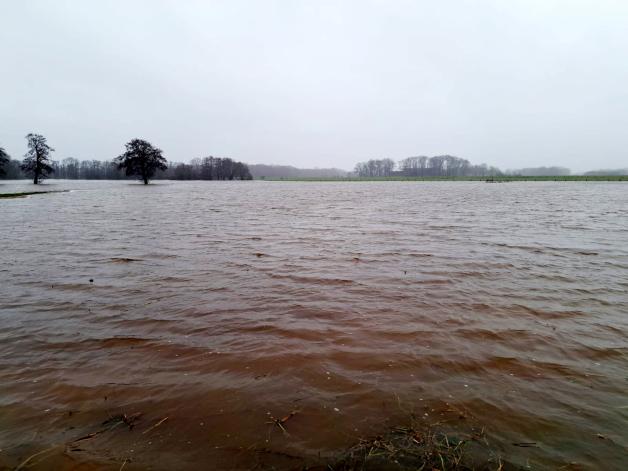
top-left (0, 190), bottom-right (70, 198)
top-left (257, 175), bottom-right (628, 182)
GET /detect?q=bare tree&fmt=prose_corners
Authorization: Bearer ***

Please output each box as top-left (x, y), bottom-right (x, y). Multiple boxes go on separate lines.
top-left (21, 134), bottom-right (55, 184)
top-left (354, 158), bottom-right (396, 177)
top-left (62, 157), bottom-right (80, 179)
top-left (400, 156), bottom-right (424, 176)
top-left (381, 158), bottom-right (395, 176)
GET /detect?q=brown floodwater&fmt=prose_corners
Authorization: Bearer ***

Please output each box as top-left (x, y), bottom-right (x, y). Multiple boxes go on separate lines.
top-left (1, 180), bottom-right (627, 470)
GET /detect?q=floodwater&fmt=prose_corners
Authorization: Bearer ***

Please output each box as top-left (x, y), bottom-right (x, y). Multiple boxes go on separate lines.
top-left (1, 180), bottom-right (627, 470)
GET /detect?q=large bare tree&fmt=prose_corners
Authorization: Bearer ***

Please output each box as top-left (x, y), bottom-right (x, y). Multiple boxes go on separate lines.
top-left (21, 134), bottom-right (55, 184)
top-left (115, 139), bottom-right (168, 184)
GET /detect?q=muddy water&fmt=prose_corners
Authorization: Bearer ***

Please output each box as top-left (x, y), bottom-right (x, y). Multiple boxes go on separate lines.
top-left (1, 180), bottom-right (627, 470)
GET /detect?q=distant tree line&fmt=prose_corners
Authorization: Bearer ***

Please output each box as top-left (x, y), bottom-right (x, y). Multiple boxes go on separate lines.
top-left (2, 136), bottom-right (625, 181)
top-left (507, 166), bottom-right (570, 177)
top-left (354, 156), bottom-right (501, 177)
top-left (354, 158), bottom-right (396, 177)
top-left (0, 134), bottom-right (252, 183)
top-left (51, 158), bottom-right (125, 179)
top-left (582, 168), bottom-right (628, 176)
top-left (167, 156), bottom-right (252, 180)
top-left (248, 164), bottom-right (348, 179)
top-left (28, 157), bottom-right (251, 181)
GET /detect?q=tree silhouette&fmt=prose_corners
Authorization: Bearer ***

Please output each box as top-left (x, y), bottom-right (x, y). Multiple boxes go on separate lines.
top-left (21, 134), bottom-right (55, 184)
top-left (115, 139), bottom-right (167, 184)
top-left (0, 146), bottom-right (9, 176)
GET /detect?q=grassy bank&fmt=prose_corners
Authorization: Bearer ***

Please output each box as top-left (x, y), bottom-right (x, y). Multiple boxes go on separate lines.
top-left (330, 424), bottom-right (511, 470)
top-left (258, 175), bottom-right (628, 182)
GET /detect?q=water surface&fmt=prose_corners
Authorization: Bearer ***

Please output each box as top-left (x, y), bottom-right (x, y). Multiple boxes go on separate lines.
top-left (1, 180), bottom-right (627, 469)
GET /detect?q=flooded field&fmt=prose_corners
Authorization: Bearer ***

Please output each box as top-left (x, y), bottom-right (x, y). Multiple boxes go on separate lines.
top-left (1, 180), bottom-right (627, 470)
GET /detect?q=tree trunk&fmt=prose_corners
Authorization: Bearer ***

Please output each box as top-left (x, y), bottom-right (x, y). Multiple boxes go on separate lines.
top-left (34, 152), bottom-right (41, 184)
top-left (143, 176), bottom-right (148, 185)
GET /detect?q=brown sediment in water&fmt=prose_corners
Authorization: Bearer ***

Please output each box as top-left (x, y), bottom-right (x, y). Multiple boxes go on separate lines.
top-left (0, 180), bottom-right (627, 470)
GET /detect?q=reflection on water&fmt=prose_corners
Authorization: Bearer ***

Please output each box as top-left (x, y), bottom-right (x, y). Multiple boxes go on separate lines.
top-left (1, 180), bottom-right (627, 469)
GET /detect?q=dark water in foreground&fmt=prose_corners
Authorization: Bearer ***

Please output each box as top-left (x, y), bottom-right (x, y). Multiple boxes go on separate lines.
top-left (1, 180), bottom-right (627, 470)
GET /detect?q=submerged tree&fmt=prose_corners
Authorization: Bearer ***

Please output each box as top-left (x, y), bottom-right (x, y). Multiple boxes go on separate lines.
top-left (0, 146), bottom-right (9, 176)
top-left (115, 139), bottom-right (167, 184)
top-left (21, 134), bottom-right (55, 184)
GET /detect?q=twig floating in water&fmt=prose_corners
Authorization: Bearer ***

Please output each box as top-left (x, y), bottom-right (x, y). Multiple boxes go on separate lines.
top-left (142, 416), bottom-right (169, 435)
top-left (14, 445), bottom-right (62, 471)
top-left (266, 410), bottom-right (299, 435)
top-left (512, 442), bottom-right (539, 447)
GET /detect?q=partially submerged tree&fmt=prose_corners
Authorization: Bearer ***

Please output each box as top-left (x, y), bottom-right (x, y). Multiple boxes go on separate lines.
top-left (0, 146), bottom-right (9, 176)
top-left (21, 134), bottom-right (55, 184)
top-left (116, 139), bottom-right (167, 184)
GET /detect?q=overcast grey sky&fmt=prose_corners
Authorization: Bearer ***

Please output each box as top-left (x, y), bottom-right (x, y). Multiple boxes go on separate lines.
top-left (1, 0), bottom-right (627, 172)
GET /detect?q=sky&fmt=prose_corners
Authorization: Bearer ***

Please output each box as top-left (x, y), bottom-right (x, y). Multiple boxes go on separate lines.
top-left (1, 0), bottom-right (627, 172)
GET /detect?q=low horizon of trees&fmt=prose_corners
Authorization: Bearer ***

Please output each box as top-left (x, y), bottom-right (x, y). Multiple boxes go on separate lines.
top-left (2, 138), bottom-right (625, 181)
top-left (354, 156), bottom-right (502, 177)
top-left (0, 134), bottom-right (253, 182)
top-left (507, 166), bottom-right (571, 177)
top-left (0, 157), bottom-right (254, 181)
top-left (248, 164), bottom-right (347, 179)
top-left (354, 158), bottom-right (396, 177)
top-left (583, 168), bottom-right (628, 176)
top-left (168, 156), bottom-right (252, 180)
